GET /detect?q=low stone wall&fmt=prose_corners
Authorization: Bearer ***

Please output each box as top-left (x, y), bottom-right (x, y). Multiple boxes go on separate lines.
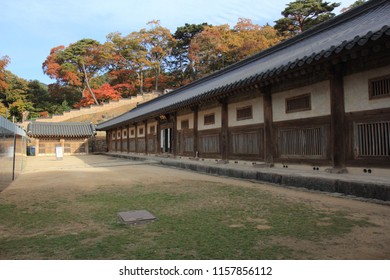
top-left (104, 153), bottom-right (390, 202)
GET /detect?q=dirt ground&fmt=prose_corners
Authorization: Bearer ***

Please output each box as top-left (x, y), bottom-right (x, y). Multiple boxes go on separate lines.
top-left (2, 155), bottom-right (390, 259)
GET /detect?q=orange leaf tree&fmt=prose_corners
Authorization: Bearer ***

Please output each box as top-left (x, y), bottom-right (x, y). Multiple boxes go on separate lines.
top-left (42, 39), bottom-right (108, 105)
top-left (75, 83), bottom-right (121, 108)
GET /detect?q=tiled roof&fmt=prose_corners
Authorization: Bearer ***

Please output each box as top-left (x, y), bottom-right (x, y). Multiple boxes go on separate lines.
top-left (0, 116), bottom-right (26, 137)
top-left (27, 122), bottom-right (96, 138)
top-left (97, 0), bottom-right (390, 130)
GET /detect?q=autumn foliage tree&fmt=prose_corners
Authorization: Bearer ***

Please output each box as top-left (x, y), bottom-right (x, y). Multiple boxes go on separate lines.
top-left (189, 19), bottom-right (281, 78)
top-left (42, 39), bottom-right (108, 105)
top-left (75, 83), bottom-right (121, 108)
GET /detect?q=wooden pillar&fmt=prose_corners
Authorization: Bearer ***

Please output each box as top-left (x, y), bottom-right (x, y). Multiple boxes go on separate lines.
top-left (106, 131), bottom-right (110, 152)
top-left (120, 127), bottom-right (123, 153)
top-left (220, 98), bottom-right (229, 161)
top-left (134, 124), bottom-right (138, 153)
top-left (144, 120), bottom-right (148, 155)
top-left (171, 113), bottom-right (177, 156)
top-left (262, 86), bottom-right (274, 166)
top-left (192, 106), bottom-right (199, 158)
top-left (114, 129), bottom-right (118, 152)
top-left (127, 125), bottom-right (130, 153)
top-left (329, 64), bottom-right (347, 171)
top-left (156, 118), bottom-right (161, 154)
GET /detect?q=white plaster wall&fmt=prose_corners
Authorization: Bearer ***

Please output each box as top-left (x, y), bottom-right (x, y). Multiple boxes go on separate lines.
top-left (272, 81), bottom-right (330, 122)
top-left (129, 126), bottom-right (136, 139)
top-left (137, 124), bottom-right (145, 137)
top-left (177, 113), bottom-right (194, 130)
top-left (147, 121), bottom-right (157, 134)
top-left (116, 129), bottom-right (122, 139)
top-left (198, 107), bottom-right (222, 131)
top-left (344, 65), bottom-right (390, 113)
top-left (228, 97), bottom-right (264, 127)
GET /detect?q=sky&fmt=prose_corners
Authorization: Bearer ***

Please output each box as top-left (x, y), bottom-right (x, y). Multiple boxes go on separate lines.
top-left (1, 0), bottom-right (358, 84)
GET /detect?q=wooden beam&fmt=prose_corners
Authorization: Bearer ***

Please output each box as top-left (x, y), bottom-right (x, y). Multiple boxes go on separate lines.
top-left (329, 64), bottom-right (346, 171)
top-left (262, 86), bottom-right (274, 166)
top-left (144, 120), bottom-right (148, 155)
top-left (220, 98), bottom-right (229, 161)
top-left (192, 105), bottom-right (199, 157)
top-left (171, 113), bottom-right (177, 156)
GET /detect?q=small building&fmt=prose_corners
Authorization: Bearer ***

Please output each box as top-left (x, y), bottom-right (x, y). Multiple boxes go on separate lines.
top-left (27, 122), bottom-right (96, 156)
top-left (97, 0), bottom-right (390, 171)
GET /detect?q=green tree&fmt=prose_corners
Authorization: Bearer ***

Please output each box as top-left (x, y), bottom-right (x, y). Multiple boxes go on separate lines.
top-left (189, 19), bottom-right (281, 78)
top-left (274, 0), bottom-right (340, 37)
top-left (171, 23), bottom-right (210, 85)
top-left (0, 71), bottom-right (33, 121)
top-left (341, 0), bottom-right (367, 12)
top-left (105, 31), bottom-right (148, 94)
top-left (139, 20), bottom-right (176, 91)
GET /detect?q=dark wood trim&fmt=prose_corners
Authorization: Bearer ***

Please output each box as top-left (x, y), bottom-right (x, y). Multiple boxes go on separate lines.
top-left (220, 98), bottom-right (229, 160)
top-left (134, 124), bottom-right (138, 153)
top-left (106, 131), bottom-right (110, 152)
top-left (171, 113), bottom-right (177, 156)
top-left (329, 64), bottom-right (346, 168)
top-left (273, 116), bottom-right (332, 164)
top-left (228, 124), bottom-right (264, 161)
top-left (273, 115), bottom-right (331, 127)
top-left (144, 120), bottom-right (148, 154)
top-left (345, 108), bottom-right (390, 167)
top-left (262, 86), bottom-right (274, 165)
top-left (197, 128), bottom-right (222, 158)
top-left (192, 106), bottom-right (199, 157)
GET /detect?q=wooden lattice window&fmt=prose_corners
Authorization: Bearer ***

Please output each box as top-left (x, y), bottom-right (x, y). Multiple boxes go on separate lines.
top-left (139, 128), bottom-right (144, 135)
top-left (354, 121), bottom-right (390, 157)
top-left (181, 119), bottom-right (189, 129)
top-left (117, 131), bottom-right (121, 138)
top-left (278, 126), bottom-right (326, 158)
top-left (204, 113), bottom-right (215, 125)
top-left (236, 106), bottom-right (253, 121)
top-left (130, 129), bottom-right (135, 136)
top-left (123, 130), bottom-right (127, 137)
top-left (149, 125), bottom-right (155, 134)
top-left (286, 93), bottom-right (311, 113)
top-left (369, 75), bottom-right (390, 99)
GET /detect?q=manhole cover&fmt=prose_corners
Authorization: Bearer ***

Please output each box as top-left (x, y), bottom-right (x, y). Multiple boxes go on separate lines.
top-left (118, 210), bottom-right (156, 225)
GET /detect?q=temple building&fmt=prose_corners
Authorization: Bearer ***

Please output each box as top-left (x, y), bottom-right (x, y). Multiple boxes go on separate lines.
top-left (97, 0), bottom-right (390, 172)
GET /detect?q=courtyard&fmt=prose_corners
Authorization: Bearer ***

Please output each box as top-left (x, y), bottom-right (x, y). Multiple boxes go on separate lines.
top-left (0, 155), bottom-right (389, 259)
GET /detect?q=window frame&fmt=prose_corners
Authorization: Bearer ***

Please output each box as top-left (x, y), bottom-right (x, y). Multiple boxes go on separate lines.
top-left (285, 93), bottom-right (311, 114)
top-left (369, 74), bottom-right (390, 100)
top-left (204, 113), bottom-right (215, 126)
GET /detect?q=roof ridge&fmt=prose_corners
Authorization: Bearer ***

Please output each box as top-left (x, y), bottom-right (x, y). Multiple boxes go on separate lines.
top-left (134, 0), bottom-right (387, 111)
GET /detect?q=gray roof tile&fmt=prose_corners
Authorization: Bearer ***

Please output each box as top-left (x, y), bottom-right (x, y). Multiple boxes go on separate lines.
top-left (97, 0), bottom-right (390, 130)
top-left (27, 122), bottom-right (96, 138)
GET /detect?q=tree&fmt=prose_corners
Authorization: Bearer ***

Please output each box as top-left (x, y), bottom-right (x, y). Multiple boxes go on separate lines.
top-left (274, 0), bottom-right (340, 37)
top-left (189, 19), bottom-right (281, 78)
top-left (75, 83), bottom-right (121, 108)
top-left (171, 23), bottom-right (210, 85)
top-left (0, 55), bottom-right (10, 92)
top-left (0, 71), bottom-right (33, 121)
top-left (341, 0), bottom-right (367, 13)
top-left (42, 39), bottom-right (108, 105)
top-left (139, 20), bottom-right (176, 91)
top-left (105, 32), bottom-right (148, 94)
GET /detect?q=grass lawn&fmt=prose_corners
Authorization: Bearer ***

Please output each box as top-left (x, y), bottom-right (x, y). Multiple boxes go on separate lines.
top-left (0, 180), bottom-right (371, 259)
